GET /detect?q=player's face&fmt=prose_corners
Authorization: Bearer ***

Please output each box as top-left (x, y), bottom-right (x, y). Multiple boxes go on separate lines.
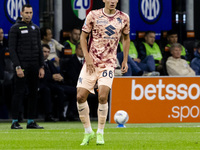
top-left (21, 7), bottom-right (33, 23)
top-left (167, 34), bottom-right (178, 44)
top-left (76, 44), bottom-right (84, 58)
top-left (71, 29), bottom-right (80, 43)
top-left (0, 29), bottom-right (3, 41)
top-left (103, 0), bottom-right (119, 11)
top-left (45, 29), bottom-right (52, 42)
top-left (145, 33), bottom-right (155, 45)
top-left (43, 47), bottom-right (50, 60)
top-left (171, 47), bottom-right (181, 59)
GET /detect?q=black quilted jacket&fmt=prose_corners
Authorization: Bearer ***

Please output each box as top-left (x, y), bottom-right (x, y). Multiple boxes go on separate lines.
top-left (8, 17), bottom-right (43, 68)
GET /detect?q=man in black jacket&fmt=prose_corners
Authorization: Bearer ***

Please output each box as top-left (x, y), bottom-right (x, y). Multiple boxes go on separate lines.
top-left (61, 42), bottom-right (83, 120)
top-left (39, 44), bottom-right (66, 121)
top-left (9, 4), bottom-right (44, 129)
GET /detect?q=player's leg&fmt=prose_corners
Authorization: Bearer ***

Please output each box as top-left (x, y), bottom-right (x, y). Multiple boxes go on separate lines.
top-left (77, 63), bottom-right (97, 145)
top-left (96, 85), bottom-right (110, 145)
top-left (77, 87), bottom-right (92, 132)
top-left (96, 67), bottom-right (114, 145)
top-left (77, 87), bottom-right (95, 145)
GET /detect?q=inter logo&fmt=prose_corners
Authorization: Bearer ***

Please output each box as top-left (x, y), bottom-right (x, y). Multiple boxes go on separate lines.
top-left (139, 0), bottom-right (162, 24)
top-left (105, 25), bottom-right (116, 36)
top-left (4, 0), bottom-right (29, 24)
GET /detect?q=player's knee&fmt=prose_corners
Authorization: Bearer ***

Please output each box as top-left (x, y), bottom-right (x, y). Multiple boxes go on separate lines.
top-left (77, 94), bottom-right (86, 103)
top-left (98, 95), bottom-right (108, 104)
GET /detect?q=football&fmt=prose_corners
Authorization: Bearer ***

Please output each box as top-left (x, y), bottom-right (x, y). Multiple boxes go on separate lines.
top-left (114, 110), bottom-right (129, 125)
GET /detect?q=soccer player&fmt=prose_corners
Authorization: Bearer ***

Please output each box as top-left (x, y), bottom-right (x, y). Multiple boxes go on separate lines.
top-left (77, 0), bottom-right (130, 145)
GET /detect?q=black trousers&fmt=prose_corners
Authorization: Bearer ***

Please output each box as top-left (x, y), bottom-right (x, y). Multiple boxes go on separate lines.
top-left (11, 65), bottom-right (39, 119)
top-left (39, 82), bottom-right (66, 117)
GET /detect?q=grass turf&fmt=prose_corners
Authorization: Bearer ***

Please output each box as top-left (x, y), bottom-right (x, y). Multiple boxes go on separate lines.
top-left (0, 122), bottom-right (200, 149)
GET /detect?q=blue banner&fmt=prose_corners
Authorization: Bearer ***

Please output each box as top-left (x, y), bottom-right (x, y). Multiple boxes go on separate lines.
top-left (130, 0), bottom-right (172, 40)
top-left (0, 0), bottom-right (39, 38)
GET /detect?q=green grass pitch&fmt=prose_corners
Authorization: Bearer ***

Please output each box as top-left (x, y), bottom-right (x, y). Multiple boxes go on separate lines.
top-left (0, 121), bottom-right (200, 149)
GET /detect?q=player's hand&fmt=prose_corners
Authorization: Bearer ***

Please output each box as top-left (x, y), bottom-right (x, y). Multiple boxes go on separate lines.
top-left (134, 58), bottom-right (141, 63)
top-left (16, 68), bottom-right (24, 78)
top-left (53, 74), bottom-right (63, 82)
top-left (121, 61), bottom-right (128, 74)
top-left (39, 68), bottom-right (45, 78)
top-left (85, 56), bottom-right (95, 75)
top-left (55, 57), bottom-right (60, 63)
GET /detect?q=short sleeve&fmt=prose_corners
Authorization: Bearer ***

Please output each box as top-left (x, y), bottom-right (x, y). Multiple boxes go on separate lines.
top-left (82, 11), bottom-right (94, 33)
top-left (122, 13), bottom-right (130, 35)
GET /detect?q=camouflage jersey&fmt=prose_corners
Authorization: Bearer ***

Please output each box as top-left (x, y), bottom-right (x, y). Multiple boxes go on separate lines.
top-left (82, 8), bottom-right (130, 68)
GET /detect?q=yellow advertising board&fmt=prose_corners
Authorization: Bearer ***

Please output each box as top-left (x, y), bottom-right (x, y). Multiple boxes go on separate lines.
top-left (109, 77), bottom-right (200, 123)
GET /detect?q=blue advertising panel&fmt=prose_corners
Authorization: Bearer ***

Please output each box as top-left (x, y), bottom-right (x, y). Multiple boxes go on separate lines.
top-left (130, 0), bottom-right (172, 40)
top-left (0, 0), bottom-right (39, 37)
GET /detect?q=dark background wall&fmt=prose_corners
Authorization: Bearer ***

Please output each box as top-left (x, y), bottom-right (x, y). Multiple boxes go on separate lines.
top-left (194, 0), bottom-right (200, 39)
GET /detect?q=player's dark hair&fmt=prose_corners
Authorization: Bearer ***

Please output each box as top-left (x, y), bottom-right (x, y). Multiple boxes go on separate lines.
top-left (42, 44), bottom-right (50, 50)
top-left (40, 27), bottom-right (51, 40)
top-left (145, 31), bottom-right (155, 36)
top-left (71, 27), bottom-right (81, 34)
top-left (22, 4), bottom-right (32, 12)
top-left (167, 30), bottom-right (178, 37)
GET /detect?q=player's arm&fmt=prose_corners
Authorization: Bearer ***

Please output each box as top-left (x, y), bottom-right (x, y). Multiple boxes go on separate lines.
top-left (121, 33), bottom-right (130, 74)
top-left (80, 31), bottom-right (95, 74)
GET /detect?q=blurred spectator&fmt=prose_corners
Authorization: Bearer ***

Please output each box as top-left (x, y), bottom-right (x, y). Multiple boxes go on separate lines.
top-left (63, 27), bottom-right (80, 55)
top-left (0, 27), bottom-right (5, 81)
top-left (138, 31), bottom-right (163, 73)
top-left (0, 27), bottom-right (9, 119)
top-left (117, 52), bottom-right (160, 76)
top-left (40, 27), bottom-right (64, 67)
top-left (0, 28), bottom-right (14, 119)
top-left (164, 30), bottom-right (189, 61)
top-left (191, 42), bottom-right (200, 75)
top-left (61, 42), bottom-right (83, 120)
top-left (166, 43), bottom-right (195, 76)
top-left (117, 36), bottom-right (158, 76)
top-left (39, 44), bottom-right (67, 121)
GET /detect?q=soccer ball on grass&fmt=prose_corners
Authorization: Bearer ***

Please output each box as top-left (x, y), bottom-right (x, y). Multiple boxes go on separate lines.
top-left (114, 110), bottom-right (129, 128)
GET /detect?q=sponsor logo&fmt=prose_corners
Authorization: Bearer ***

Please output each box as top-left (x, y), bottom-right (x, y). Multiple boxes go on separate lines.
top-left (97, 19), bottom-right (108, 25)
top-left (4, 0), bottom-right (29, 24)
top-left (105, 25), bottom-right (116, 36)
top-left (131, 79), bottom-right (200, 101)
top-left (78, 108), bottom-right (85, 112)
top-left (139, 0), bottom-right (162, 24)
top-left (131, 79), bottom-right (200, 122)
